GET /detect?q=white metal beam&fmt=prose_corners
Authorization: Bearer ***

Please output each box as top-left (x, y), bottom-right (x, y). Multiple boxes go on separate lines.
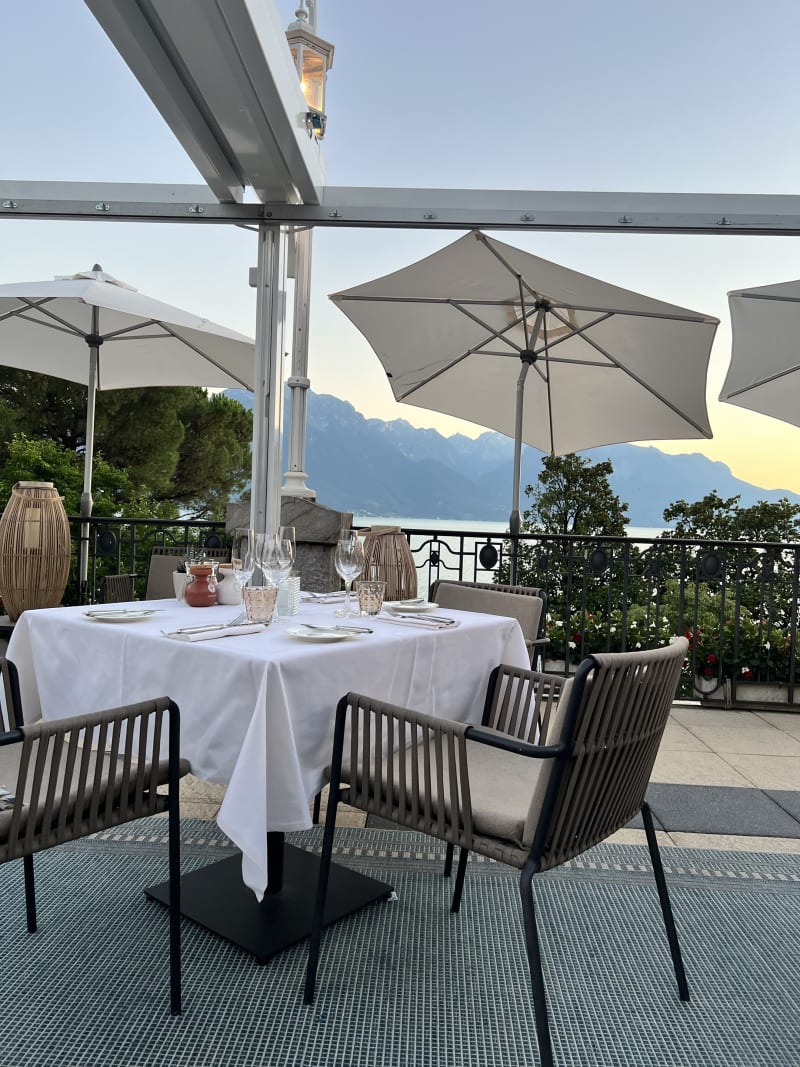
top-left (6, 182), bottom-right (800, 234)
top-left (84, 0), bottom-right (326, 205)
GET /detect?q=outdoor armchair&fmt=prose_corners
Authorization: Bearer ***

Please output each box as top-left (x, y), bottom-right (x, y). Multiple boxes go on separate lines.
top-left (0, 657), bottom-right (187, 1015)
top-left (304, 638), bottom-right (690, 1067)
top-left (430, 579), bottom-right (548, 670)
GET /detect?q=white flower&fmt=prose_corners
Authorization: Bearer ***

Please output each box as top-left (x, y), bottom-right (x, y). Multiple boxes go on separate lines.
top-left (764, 641), bottom-right (771, 651)
top-left (568, 641), bottom-right (576, 650)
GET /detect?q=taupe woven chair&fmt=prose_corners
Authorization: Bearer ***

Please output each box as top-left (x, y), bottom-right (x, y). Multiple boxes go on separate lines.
top-left (101, 573), bottom-right (136, 603)
top-left (430, 579), bottom-right (548, 669)
top-left (145, 546), bottom-right (229, 600)
top-left (0, 657), bottom-right (187, 1015)
top-left (304, 638), bottom-right (690, 1067)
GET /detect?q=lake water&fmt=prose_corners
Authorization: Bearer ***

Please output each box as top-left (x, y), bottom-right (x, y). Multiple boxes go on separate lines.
top-left (354, 515), bottom-right (666, 539)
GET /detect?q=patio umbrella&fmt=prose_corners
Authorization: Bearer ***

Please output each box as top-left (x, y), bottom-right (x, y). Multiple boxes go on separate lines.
top-left (0, 266), bottom-right (255, 588)
top-left (331, 230), bottom-right (718, 578)
top-left (720, 279), bottom-right (800, 428)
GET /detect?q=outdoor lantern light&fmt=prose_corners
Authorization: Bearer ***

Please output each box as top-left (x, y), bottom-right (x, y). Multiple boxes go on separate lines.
top-left (286, 2), bottom-right (334, 139)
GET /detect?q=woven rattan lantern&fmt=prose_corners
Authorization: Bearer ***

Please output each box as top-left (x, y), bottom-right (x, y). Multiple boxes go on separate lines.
top-left (362, 526), bottom-right (418, 601)
top-left (0, 482), bottom-right (72, 621)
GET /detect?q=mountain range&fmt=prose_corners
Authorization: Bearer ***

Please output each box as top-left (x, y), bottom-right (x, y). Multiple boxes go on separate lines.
top-left (225, 389), bottom-right (800, 526)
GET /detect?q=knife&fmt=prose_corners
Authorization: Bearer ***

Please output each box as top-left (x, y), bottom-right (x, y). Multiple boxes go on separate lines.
top-left (299, 623), bottom-right (373, 635)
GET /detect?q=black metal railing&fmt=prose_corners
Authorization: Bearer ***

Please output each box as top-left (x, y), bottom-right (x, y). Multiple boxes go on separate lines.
top-left (390, 525), bottom-right (800, 710)
top-left (66, 515), bottom-right (227, 606)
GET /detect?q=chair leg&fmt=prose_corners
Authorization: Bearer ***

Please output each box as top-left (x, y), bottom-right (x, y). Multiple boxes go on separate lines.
top-left (443, 842), bottom-right (454, 878)
top-left (311, 791), bottom-right (322, 825)
top-left (518, 863), bottom-right (554, 1067)
top-left (450, 846), bottom-right (469, 913)
top-left (304, 788), bottom-right (339, 1004)
top-left (23, 855), bottom-right (36, 933)
top-left (641, 802), bottom-right (690, 1002)
top-left (168, 791), bottom-right (182, 1015)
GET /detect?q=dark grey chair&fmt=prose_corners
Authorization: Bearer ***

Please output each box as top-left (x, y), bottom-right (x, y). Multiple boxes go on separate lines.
top-left (0, 657), bottom-right (187, 1014)
top-left (304, 639), bottom-right (690, 1067)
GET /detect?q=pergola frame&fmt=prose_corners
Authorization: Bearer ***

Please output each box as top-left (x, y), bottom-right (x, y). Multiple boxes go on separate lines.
top-left (5, 0), bottom-right (799, 537)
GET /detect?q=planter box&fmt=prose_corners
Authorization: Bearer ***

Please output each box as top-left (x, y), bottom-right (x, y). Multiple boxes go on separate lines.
top-left (699, 677), bottom-right (800, 709)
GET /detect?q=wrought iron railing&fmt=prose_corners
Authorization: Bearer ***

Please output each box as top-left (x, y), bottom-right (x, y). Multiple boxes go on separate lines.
top-left (65, 515), bottom-right (227, 606)
top-left (385, 525), bottom-right (800, 710)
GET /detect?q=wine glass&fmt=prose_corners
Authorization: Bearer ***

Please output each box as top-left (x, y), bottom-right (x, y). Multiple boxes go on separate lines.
top-left (334, 530), bottom-right (364, 617)
top-left (257, 533), bottom-right (295, 617)
top-left (231, 528), bottom-right (256, 588)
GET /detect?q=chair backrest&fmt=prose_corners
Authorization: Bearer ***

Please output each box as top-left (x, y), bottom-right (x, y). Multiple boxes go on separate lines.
top-left (432, 581), bottom-right (544, 655)
top-left (101, 573), bottom-right (136, 604)
top-left (145, 547), bottom-right (230, 600)
top-left (520, 637), bottom-right (688, 871)
top-left (0, 656), bottom-right (23, 730)
top-left (431, 579), bottom-right (547, 641)
top-left (0, 657), bottom-right (180, 862)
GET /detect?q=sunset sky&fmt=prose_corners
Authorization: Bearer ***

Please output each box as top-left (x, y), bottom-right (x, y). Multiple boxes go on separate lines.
top-left (3, 1), bottom-right (800, 493)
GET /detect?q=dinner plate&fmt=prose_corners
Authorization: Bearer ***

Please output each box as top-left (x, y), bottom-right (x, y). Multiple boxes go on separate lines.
top-left (384, 600), bottom-right (438, 614)
top-left (85, 609), bottom-right (159, 624)
top-left (287, 626), bottom-right (357, 643)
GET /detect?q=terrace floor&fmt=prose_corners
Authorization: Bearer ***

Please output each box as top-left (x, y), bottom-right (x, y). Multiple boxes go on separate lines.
top-left (182, 702), bottom-right (800, 852)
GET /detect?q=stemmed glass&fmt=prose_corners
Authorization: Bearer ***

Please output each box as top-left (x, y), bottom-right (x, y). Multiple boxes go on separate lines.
top-left (231, 528), bottom-right (256, 589)
top-left (257, 532), bottom-right (295, 618)
top-left (334, 529), bottom-right (364, 617)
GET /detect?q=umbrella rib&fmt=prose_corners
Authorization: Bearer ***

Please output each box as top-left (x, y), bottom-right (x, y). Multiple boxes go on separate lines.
top-left (0, 299), bottom-right (86, 338)
top-left (722, 363), bottom-right (800, 399)
top-left (157, 322), bottom-right (251, 389)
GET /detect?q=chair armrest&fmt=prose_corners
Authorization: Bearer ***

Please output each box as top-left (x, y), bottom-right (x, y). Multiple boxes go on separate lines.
top-left (464, 724), bottom-right (565, 760)
top-left (330, 692), bottom-right (474, 845)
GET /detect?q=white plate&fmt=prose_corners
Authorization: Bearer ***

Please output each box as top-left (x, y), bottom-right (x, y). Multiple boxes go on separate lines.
top-left (287, 626), bottom-right (357, 643)
top-left (384, 601), bottom-right (438, 614)
top-left (85, 609), bottom-right (158, 624)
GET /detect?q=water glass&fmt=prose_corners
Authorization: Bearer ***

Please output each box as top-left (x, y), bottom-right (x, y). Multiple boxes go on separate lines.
top-left (243, 585), bottom-right (278, 625)
top-left (355, 580), bottom-right (385, 616)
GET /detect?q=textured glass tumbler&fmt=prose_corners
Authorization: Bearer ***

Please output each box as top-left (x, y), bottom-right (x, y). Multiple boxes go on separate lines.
top-left (355, 580), bottom-right (385, 616)
top-left (243, 585), bottom-right (278, 625)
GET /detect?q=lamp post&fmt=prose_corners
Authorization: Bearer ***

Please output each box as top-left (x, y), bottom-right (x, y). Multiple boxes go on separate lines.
top-left (282, 2), bottom-right (334, 501)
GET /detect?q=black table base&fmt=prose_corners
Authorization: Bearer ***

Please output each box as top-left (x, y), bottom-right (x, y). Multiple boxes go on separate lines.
top-left (145, 837), bottom-right (393, 964)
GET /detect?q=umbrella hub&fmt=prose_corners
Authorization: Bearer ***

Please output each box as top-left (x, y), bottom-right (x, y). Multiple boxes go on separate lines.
top-left (85, 334), bottom-right (104, 348)
top-left (519, 349), bottom-right (537, 365)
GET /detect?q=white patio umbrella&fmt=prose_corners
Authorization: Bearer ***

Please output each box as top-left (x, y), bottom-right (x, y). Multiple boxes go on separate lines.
top-left (0, 266), bottom-right (255, 589)
top-left (332, 231), bottom-right (718, 580)
top-left (720, 279), bottom-right (800, 428)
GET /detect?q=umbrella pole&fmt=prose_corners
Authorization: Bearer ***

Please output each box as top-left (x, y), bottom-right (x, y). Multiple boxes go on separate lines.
top-left (510, 357), bottom-right (534, 584)
top-left (78, 328), bottom-right (100, 602)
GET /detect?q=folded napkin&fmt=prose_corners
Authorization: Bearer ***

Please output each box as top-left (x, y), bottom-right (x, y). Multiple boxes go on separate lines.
top-left (378, 614), bottom-right (460, 631)
top-left (163, 623), bottom-right (266, 642)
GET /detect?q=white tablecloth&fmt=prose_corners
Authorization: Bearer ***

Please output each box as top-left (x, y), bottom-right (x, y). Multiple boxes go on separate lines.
top-left (7, 598), bottom-right (530, 897)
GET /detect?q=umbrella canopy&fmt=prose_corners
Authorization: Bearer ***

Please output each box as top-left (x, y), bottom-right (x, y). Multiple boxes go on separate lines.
top-left (0, 265), bottom-right (255, 588)
top-left (720, 280), bottom-right (800, 428)
top-left (332, 230), bottom-right (718, 532)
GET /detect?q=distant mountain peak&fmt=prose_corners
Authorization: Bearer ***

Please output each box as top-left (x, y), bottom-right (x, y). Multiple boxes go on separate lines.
top-left (225, 388), bottom-right (800, 523)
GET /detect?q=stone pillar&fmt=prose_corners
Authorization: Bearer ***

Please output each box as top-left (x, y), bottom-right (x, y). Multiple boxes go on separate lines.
top-left (227, 497), bottom-right (352, 593)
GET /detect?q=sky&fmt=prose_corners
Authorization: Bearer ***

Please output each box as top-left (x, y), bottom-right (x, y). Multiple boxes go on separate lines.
top-left (3, 0), bottom-right (800, 493)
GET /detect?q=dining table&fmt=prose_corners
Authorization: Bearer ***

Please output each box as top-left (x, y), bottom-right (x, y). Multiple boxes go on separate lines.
top-left (6, 594), bottom-right (531, 961)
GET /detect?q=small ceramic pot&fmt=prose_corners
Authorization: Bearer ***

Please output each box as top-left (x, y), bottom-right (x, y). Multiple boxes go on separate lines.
top-left (184, 564), bottom-right (218, 607)
top-left (216, 564), bottom-right (243, 605)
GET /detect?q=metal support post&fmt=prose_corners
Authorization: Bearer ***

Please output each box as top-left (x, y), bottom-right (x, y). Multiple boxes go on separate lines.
top-left (282, 227), bottom-right (315, 499)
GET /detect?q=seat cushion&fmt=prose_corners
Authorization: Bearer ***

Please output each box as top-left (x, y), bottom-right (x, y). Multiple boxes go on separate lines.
top-left (435, 585), bottom-right (542, 646)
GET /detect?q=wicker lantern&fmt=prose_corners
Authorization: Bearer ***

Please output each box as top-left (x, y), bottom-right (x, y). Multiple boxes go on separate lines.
top-left (0, 482), bottom-right (72, 621)
top-left (361, 526), bottom-right (418, 601)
